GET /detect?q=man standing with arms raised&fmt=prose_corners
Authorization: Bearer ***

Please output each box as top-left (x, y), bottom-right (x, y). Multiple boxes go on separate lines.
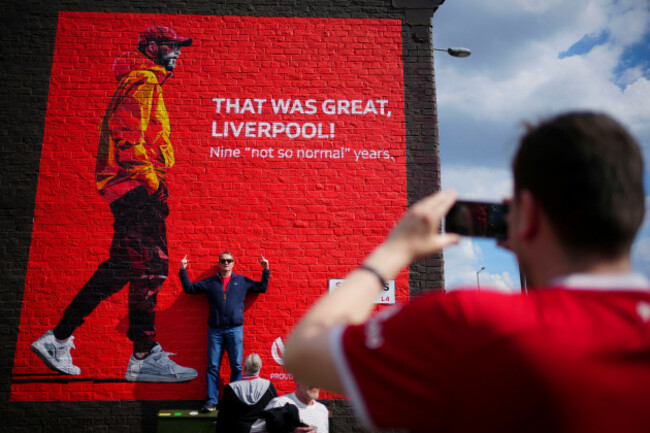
top-left (180, 252), bottom-right (270, 413)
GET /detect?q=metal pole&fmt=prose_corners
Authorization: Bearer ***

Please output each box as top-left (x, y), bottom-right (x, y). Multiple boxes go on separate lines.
top-left (476, 266), bottom-right (486, 291)
top-left (519, 265), bottom-right (527, 294)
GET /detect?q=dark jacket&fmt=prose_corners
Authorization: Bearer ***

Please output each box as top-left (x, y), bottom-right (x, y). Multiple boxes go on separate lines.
top-left (216, 376), bottom-right (278, 433)
top-left (179, 269), bottom-right (270, 328)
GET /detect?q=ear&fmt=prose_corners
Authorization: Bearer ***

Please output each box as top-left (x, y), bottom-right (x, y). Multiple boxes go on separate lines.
top-left (516, 189), bottom-right (541, 240)
top-left (145, 41), bottom-right (158, 58)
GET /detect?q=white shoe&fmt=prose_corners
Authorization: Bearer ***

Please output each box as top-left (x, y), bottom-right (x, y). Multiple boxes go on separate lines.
top-left (125, 344), bottom-right (197, 382)
top-left (31, 330), bottom-right (81, 375)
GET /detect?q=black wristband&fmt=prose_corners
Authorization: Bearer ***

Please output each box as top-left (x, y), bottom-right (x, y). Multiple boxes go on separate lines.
top-left (358, 264), bottom-right (387, 288)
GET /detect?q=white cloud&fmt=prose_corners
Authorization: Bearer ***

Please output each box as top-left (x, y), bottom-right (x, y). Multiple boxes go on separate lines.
top-left (435, 0), bottom-right (650, 286)
top-left (632, 237), bottom-right (650, 272)
top-left (446, 238), bottom-right (482, 263)
top-left (435, 0), bottom-right (650, 166)
top-left (443, 240), bottom-right (482, 289)
top-left (607, 3), bottom-right (649, 46)
top-left (443, 238), bottom-right (520, 293)
top-left (442, 165), bottom-right (513, 201)
top-left (631, 195), bottom-right (650, 277)
top-left (439, 39), bottom-right (650, 139)
top-left (617, 67), bottom-right (644, 87)
top-left (480, 271), bottom-right (519, 294)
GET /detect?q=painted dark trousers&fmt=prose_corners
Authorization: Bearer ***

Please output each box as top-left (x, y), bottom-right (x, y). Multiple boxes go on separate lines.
top-left (53, 186), bottom-right (169, 353)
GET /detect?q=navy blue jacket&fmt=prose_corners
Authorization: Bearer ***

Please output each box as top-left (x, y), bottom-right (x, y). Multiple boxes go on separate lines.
top-left (180, 269), bottom-right (270, 329)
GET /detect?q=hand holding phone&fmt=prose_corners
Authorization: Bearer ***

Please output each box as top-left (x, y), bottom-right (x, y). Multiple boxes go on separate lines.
top-left (444, 200), bottom-right (509, 239)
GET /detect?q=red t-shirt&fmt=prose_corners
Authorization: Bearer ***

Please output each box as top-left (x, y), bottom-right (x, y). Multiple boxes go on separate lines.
top-left (222, 275), bottom-right (231, 294)
top-left (331, 274), bottom-right (650, 433)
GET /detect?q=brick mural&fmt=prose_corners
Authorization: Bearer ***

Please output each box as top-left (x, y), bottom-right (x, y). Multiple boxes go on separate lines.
top-left (1, 1), bottom-right (443, 431)
top-left (11, 11), bottom-right (407, 402)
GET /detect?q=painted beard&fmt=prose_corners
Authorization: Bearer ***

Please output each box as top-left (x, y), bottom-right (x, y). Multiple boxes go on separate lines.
top-left (160, 56), bottom-right (177, 71)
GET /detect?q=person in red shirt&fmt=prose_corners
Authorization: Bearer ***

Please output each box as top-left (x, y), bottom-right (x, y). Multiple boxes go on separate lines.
top-left (285, 112), bottom-right (650, 433)
top-left (180, 252), bottom-right (271, 413)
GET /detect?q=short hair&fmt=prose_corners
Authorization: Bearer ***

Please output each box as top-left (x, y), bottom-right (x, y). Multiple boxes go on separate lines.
top-left (219, 251), bottom-right (234, 260)
top-left (513, 111), bottom-right (645, 258)
top-left (244, 353), bottom-right (262, 375)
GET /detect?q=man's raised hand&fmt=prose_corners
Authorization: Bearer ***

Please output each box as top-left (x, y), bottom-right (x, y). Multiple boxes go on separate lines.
top-left (386, 190), bottom-right (461, 262)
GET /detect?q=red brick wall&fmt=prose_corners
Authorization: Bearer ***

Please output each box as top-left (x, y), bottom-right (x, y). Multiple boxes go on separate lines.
top-left (1, 1), bottom-right (442, 431)
top-left (11, 12), bottom-right (407, 402)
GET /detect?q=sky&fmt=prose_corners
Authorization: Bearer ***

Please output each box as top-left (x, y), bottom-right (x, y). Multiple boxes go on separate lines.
top-left (432, 0), bottom-right (650, 292)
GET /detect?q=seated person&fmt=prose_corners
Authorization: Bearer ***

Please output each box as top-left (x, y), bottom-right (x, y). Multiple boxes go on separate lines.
top-left (215, 353), bottom-right (278, 433)
top-left (250, 380), bottom-right (329, 433)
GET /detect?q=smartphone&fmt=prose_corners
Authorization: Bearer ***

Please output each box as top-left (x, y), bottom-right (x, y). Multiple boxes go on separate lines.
top-left (444, 200), bottom-right (509, 239)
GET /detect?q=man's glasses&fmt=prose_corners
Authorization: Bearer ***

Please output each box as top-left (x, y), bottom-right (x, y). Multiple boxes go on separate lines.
top-left (220, 259), bottom-right (234, 264)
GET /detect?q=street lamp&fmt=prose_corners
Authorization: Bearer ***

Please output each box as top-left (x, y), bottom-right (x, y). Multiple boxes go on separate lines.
top-left (433, 47), bottom-right (472, 58)
top-left (476, 266), bottom-right (486, 291)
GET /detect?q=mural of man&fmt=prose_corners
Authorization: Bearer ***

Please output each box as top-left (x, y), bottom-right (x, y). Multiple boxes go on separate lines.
top-left (31, 26), bottom-right (197, 383)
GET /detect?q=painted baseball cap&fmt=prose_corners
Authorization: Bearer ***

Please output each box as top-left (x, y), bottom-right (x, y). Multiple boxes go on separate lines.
top-left (139, 26), bottom-right (193, 47)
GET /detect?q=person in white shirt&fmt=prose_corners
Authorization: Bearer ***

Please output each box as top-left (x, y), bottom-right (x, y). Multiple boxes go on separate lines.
top-left (250, 381), bottom-right (329, 433)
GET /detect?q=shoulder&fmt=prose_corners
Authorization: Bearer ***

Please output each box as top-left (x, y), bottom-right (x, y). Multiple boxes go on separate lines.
top-left (136, 68), bottom-right (159, 81)
top-left (266, 395), bottom-right (292, 409)
top-left (201, 275), bottom-right (220, 284)
top-left (119, 67), bottom-right (161, 88)
top-left (237, 274), bottom-right (257, 283)
top-left (232, 274), bottom-right (248, 283)
top-left (225, 380), bottom-right (240, 392)
top-left (220, 384), bottom-right (238, 400)
top-left (338, 291), bottom-right (534, 365)
top-left (313, 401), bottom-right (328, 413)
top-left (393, 289), bottom-right (532, 327)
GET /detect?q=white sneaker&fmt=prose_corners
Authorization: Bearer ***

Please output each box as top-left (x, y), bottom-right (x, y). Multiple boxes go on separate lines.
top-left (125, 344), bottom-right (197, 382)
top-left (31, 330), bottom-right (81, 375)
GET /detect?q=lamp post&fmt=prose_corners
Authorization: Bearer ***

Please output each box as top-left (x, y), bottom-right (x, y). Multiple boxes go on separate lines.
top-left (476, 266), bottom-right (486, 291)
top-left (433, 47), bottom-right (472, 58)
top-left (519, 265), bottom-right (527, 294)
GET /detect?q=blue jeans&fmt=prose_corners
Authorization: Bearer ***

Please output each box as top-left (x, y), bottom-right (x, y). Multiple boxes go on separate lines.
top-left (206, 325), bottom-right (243, 404)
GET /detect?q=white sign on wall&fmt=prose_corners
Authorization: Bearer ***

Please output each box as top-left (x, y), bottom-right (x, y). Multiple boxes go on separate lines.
top-left (328, 278), bottom-right (396, 305)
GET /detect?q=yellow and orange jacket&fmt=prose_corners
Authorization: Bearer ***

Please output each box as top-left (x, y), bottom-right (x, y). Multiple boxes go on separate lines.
top-left (96, 51), bottom-right (175, 202)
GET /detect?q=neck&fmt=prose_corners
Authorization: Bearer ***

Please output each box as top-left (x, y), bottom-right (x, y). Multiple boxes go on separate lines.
top-left (220, 270), bottom-right (232, 278)
top-left (515, 213), bottom-right (634, 287)
top-left (524, 249), bottom-right (632, 287)
top-left (294, 392), bottom-right (313, 406)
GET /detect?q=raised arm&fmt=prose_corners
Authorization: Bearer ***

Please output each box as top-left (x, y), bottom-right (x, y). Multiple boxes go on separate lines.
top-left (248, 256), bottom-right (271, 294)
top-left (284, 190), bottom-right (460, 393)
top-left (178, 255), bottom-right (208, 294)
